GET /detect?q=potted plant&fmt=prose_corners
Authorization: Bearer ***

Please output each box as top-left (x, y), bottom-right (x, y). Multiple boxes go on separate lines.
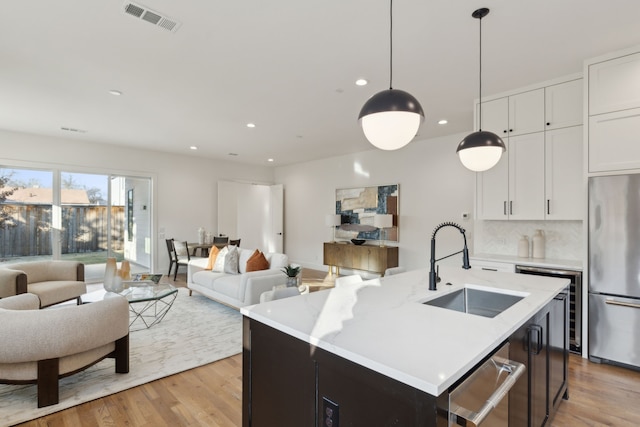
top-left (281, 265), bottom-right (301, 287)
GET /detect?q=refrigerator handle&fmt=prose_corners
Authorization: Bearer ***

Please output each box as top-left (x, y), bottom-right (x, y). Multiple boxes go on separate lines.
top-left (605, 299), bottom-right (640, 309)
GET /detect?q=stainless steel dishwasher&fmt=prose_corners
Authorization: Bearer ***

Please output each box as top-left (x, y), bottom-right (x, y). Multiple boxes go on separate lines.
top-left (515, 265), bottom-right (583, 354)
top-left (448, 342), bottom-right (525, 427)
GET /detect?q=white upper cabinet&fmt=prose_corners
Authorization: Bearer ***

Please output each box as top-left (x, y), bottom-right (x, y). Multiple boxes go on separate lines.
top-left (589, 51), bottom-right (640, 115)
top-left (509, 89), bottom-right (545, 136)
top-left (476, 144), bottom-right (509, 220)
top-left (475, 76), bottom-right (584, 221)
top-left (545, 79), bottom-right (583, 130)
top-left (477, 89), bottom-right (544, 137)
top-left (508, 133), bottom-right (545, 220)
top-left (545, 126), bottom-right (584, 220)
top-left (587, 49), bottom-right (640, 173)
top-left (476, 133), bottom-right (546, 221)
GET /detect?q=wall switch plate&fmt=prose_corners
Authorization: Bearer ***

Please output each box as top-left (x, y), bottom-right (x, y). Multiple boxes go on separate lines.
top-left (323, 397), bottom-right (339, 427)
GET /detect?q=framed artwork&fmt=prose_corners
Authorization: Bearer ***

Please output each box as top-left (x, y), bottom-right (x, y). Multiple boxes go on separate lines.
top-left (335, 184), bottom-right (398, 242)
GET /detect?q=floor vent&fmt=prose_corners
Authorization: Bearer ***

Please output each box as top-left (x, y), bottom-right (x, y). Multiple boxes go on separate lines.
top-left (123, 2), bottom-right (181, 33)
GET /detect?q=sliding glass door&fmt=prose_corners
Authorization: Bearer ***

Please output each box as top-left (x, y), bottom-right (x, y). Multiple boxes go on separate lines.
top-left (1, 166), bottom-right (152, 282)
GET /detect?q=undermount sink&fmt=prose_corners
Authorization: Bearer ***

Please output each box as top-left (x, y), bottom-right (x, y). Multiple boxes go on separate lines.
top-left (423, 285), bottom-right (528, 318)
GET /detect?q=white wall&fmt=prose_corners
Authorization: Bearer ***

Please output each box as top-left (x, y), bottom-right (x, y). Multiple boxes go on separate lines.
top-left (274, 132), bottom-right (477, 273)
top-left (0, 129), bottom-right (275, 274)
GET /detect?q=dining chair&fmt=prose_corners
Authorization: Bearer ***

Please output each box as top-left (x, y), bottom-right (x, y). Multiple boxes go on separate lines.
top-left (166, 239), bottom-right (177, 277)
top-left (213, 236), bottom-right (229, 245)
top-left (172, 240), bottom-right (191, 280)
top-left (229, 238), bottom-right (241, 247)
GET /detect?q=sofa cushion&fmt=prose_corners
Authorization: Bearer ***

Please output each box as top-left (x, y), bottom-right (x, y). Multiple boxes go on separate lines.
top-left (192, 270), bottom-right (227, 289)
top-left (246, 251), bottom-right (270, 272)
top-left (212, 275), bottom-right (243, 299)
top-left (205, 246), bottom-right (220, 270)
top-left (212, 247), bottom-right (228, 272)
top-left (265, 253), bottom-right (289, 269)
top-left (238, 248), bottom-right (254, 274)
top-left (224, 246), bottom-right (239, 274)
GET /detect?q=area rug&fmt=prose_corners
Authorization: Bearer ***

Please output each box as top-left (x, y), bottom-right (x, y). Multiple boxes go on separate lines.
top-left (0, 288), bottom-right (242, 426)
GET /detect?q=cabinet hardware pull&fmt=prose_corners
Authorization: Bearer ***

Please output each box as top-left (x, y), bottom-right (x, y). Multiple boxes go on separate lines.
top-left (547, 199), bottom-right (550, 215)
top-left (503, 201), bottom-right (507, 215)
top-left (509, 201), bottom-right (513, 215)
top-left (509, 129), bottom-right (513, 132)
top-left (605, 300), bottom-right (640, 309)
top-left (503, 130), bottom-right (508, 134)
top-left (546, 122), bottom-right (551, 126)
top-left (481, 268), bottom-right (498, 271)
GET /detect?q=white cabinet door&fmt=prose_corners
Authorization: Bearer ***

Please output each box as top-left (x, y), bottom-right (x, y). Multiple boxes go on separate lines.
top-left (477, 97), bottom-right (508, 136)
top-left (509, 89), bottom-right (545, 136)
top-left (589, 52), bottom-right (640, 115)
top-left (545, 79), bottom-right (583, 130)
top-left (589, 107), bottom-right (640, 172)
top-left (545, 126), bottom-right (583, 220)
top-left (470, 259), bottom-right (515, 273)
top-left (509, 132), bottom-right (545, 220)
top-left (476, 144), bottom-right (509, 220)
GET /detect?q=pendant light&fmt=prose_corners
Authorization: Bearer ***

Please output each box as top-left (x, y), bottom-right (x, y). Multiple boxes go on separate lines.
top-left (358, 0), bottom-right (424, 151)
top-left (456, 8), bottom-right (506, 172)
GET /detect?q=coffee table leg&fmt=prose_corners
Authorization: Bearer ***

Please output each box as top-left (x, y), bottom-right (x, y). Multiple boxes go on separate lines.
top-left (128, 291), bottom-right (178, 331)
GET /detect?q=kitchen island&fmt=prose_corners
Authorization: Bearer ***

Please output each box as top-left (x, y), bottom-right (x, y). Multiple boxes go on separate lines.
top-left (241, 266), bottom-right (569, 426)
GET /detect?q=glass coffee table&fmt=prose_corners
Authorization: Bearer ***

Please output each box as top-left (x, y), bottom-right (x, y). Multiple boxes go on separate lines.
top-left (82, 283), bottom-right (178, 331)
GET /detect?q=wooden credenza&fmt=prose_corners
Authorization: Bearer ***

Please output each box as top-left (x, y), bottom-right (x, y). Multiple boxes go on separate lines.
top-left (323, 242), bottom-right (399, 276)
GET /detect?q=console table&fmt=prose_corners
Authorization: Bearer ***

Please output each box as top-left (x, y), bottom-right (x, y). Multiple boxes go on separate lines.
top-left (323, 242), bottom-right (399, 276)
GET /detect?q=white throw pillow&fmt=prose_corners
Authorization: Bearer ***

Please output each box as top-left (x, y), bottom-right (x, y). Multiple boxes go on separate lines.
top-left (212, 246), bottom-right (229, 272)
top-left (224, 246), bottom-right (239, 274)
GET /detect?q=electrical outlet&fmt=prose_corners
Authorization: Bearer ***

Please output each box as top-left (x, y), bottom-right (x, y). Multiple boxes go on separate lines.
top-left (323, 397), bottom-right (339, 427)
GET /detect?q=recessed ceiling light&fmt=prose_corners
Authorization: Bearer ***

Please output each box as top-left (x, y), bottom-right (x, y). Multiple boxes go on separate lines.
top-left (246, 123), bottom-right (256, 128)
top-left (438, 119), bottom-right (448, 125)
top-left (109, 90), bottom-right (122, 96)
top-left (267, 158), bottom-right (274, 162)
top-left (355, 79), bottom-right (368, 86)
top-left (189, 146), bottom-right (198, 150)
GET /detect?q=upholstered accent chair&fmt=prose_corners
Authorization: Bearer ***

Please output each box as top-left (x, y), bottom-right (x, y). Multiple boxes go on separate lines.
top-left (0, 261), bottom-right (86, 308)
top-left (0, 293), bottom-right (130, 408)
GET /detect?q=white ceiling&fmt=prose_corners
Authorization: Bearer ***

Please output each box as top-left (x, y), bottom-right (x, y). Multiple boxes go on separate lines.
top-left (2, 1), bottom-right (640, 166)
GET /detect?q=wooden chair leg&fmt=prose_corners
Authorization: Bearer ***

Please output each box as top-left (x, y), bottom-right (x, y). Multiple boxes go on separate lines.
top-left (37, 358), bottom-right (59, 408)
top-left (114, 335), bottom-right (130, 374)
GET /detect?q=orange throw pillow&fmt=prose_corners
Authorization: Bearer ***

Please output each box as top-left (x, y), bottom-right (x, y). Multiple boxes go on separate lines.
top-left (205, 245), bottom-right (220, 270)
top-left (246, 250), bottom-right (270, 272)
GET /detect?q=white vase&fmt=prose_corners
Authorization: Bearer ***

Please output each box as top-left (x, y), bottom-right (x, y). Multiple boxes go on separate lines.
top-left (198, 227), bottom-right (205, 245)
top-left (532, 230), bottom-right (545, 259)
top-left (104, 258), bottom-right (117, 292)
top-left (518, 235), bottom-right (530, 258)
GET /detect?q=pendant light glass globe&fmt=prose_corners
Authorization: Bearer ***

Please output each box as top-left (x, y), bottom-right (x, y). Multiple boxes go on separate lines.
top-left (359, 89), bottom-right (424, 150)
top-left (457, 130), bottom-right (505, 171)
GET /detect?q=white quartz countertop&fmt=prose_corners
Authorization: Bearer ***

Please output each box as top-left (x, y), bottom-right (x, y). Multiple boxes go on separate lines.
top-left (471, 253), bottom-right (582, 270)
top-left (241, 267), bottom-right (569, 396)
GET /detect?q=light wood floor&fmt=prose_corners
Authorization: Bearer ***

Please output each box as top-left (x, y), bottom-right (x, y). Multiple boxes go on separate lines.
top-left (16, 270), bottom-right (640, 427)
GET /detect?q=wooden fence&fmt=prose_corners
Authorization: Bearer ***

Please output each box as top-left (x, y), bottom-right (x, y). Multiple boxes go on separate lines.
top-left (0, 205), bottom-right (124, 258)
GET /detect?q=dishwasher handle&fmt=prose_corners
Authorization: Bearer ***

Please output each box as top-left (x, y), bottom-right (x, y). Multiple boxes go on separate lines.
top-left (450, 358), bottom-right (526, 427)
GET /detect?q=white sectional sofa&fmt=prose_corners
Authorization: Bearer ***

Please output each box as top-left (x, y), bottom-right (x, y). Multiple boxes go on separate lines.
top-left (187, 248), bottom-right (289, 309)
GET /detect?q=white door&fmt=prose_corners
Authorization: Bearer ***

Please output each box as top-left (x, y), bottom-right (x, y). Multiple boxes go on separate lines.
top-left (269, 184), bottom-right (284, 253)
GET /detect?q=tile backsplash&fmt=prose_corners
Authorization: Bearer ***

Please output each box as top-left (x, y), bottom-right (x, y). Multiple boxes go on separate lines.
top-left (473, 220), bottom-right (583, 261)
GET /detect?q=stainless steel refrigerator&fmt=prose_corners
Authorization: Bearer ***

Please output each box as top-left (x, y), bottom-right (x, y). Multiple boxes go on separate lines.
top-left (589, 174), bottom-right (640, 369)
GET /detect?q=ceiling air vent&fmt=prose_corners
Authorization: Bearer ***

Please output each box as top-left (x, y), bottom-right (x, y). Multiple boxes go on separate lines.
top-left (122, 2), bottom-right (181, 33)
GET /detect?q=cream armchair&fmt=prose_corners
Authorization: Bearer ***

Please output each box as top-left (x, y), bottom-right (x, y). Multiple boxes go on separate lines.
top-left (0, 293), bottom-right (130, 407)
top-left (0, 261), bottom-right (86, 307)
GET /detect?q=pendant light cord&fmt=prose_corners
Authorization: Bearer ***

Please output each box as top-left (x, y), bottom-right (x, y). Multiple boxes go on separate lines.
top-left (389, 0), bottom-right (393, 90)
top-left (478, 13), bottom-right (482, 131)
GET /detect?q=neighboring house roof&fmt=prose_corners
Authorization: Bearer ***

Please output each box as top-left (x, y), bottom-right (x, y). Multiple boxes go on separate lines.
top-left (5, 188), bottom-right (91, 205)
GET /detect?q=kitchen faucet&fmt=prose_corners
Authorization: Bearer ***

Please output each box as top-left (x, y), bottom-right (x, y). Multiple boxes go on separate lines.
top-left (429, 222), bottom-right (471, 290)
